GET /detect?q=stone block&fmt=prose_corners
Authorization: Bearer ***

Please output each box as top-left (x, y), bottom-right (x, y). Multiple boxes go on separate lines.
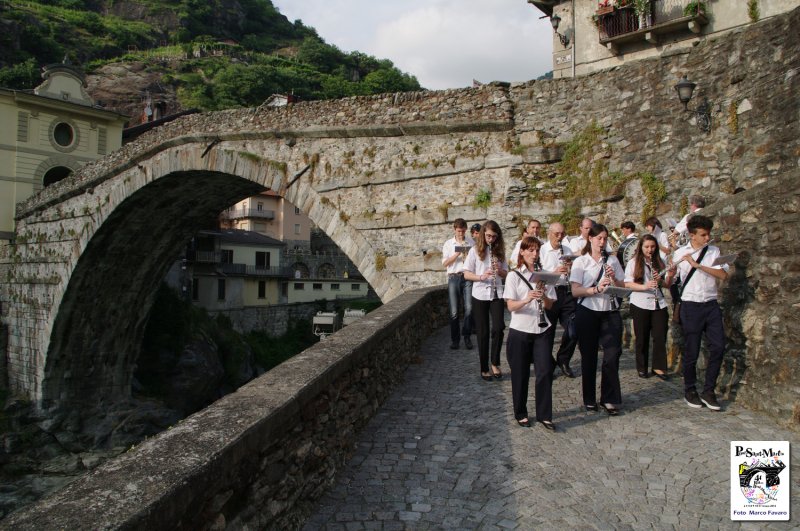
top-left (522, 146), bottom-right (563, 164)
top-left (385, 255), bottom-right (424, 273)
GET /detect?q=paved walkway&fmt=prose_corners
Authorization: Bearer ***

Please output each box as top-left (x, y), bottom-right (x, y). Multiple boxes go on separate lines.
top-left (304, 325), bottom-right (799, 530)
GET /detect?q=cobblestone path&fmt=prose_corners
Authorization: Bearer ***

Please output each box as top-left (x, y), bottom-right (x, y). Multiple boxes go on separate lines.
top-left (304, 325), bottom-right (799, 530)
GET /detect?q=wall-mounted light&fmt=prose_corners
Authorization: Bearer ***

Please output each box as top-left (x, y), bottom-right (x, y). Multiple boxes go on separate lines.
top-left (550, 14), bottom-right (570, 48)
top-left (674, 76), bottom-right (712, 133)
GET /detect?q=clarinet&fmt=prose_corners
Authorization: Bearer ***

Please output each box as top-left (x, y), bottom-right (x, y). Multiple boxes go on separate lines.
top-left (533, 260), bottom-right (548, 328)
top-left (489, 241), bottom-right (498, 297)
top-left (600, 250), bottom-right (619, 311)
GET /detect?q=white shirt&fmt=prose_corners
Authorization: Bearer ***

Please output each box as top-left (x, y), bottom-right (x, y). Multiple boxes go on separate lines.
top-left (539, 240), bottom-right (574, 272)
top-left (503, 265), bottom-right (556, 334)
top-left (570, 253), bottom-right (625, 312)
top-left (441, 236), bottom-right (475, 275)
top-left (464, 246), bottom-right (507, 301)
top-left (673, 243), bottom-right (728, 303)
top-left (674, 208), bottom-right (702, 235)
top-left (650, 226), bottom-right (670, 262)
top-left (509, 237), bottom-right (542, 266)
top-left (624, 258), bottom-right (667, 310)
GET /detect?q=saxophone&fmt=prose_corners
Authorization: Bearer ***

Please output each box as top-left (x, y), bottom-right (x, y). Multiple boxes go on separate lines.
top-left (533, 260), bottom-right (548, 328)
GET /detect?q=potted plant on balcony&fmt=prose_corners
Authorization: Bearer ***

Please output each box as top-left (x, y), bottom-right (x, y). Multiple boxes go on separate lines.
top-left (683, 0), bottom-right (707, 17)
top-left (634, 0), bottom-right (652, 28)
top-left (596, 0), bottom-right (614, 16)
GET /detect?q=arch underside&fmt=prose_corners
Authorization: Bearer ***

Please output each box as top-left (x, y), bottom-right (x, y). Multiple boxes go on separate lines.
top-left (41, 171), bottom-right (265, 407)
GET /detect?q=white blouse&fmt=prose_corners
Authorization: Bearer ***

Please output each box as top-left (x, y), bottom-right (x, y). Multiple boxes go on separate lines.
top-left (570, 253), bottom-right (625, 312)
top-left (624, 259), bottom-right (667, 310)
top-left (503, 265), bottom-right (556, 334)
top-left (464, 246), bottom-right (507, 301)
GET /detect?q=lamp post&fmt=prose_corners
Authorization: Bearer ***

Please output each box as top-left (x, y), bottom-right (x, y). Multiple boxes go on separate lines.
top-left (674, 76), bottom-right (711, 133)
top-left (550, 14), bottom-right (570, 48)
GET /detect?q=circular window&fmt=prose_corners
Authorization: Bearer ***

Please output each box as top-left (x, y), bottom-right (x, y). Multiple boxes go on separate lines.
top-left (53, 122), bottom-right (74, 147)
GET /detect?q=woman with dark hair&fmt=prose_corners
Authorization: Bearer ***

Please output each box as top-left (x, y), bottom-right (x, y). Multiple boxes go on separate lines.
top-left (569, 224), bottom-right (626, 416)
top-left (624, 235), bottom-right (675, 380)
top-left (464, 220), bottom-right (508, 381)
top-left (504, 237), bottom-right (557, 429)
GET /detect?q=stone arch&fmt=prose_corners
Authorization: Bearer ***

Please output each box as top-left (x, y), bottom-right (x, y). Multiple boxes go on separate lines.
top-left (291, 262), bottom-right (310, 278)
top-left (317, 262), bottom-right (336, 278)
top-left (9, 140), bottom-right (404, 409)
top-left (35, 155), bottom-right (82, 189)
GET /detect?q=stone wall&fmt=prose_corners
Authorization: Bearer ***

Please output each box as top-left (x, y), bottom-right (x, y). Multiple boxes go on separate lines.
top-left (211, 301), bottom-right (335, 336)
top-left (701, 169), bottom-right (800, 427)
top-left (1, 286), bottom-right (447, 530)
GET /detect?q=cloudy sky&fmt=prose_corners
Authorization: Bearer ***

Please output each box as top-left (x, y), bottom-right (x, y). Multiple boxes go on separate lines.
top-left (271, 0), bottom-right (554, 90)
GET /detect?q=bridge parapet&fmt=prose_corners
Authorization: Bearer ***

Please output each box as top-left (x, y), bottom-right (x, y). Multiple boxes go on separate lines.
top-left (1, 286), bottom-right (448, 530)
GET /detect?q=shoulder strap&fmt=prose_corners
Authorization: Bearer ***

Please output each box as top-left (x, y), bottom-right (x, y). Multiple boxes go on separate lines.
top-left (678, 245), bottom-right (710, 298)
top-left (577, 255), bottom-right (608, 307)
top-left (513, 269), bottom-right (534, 290)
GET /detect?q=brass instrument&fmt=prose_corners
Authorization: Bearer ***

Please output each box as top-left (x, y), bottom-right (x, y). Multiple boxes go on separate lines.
top-left (609, 230), bottom-right (622, 251)
top-left (533, 261), bottom-right (548, 328)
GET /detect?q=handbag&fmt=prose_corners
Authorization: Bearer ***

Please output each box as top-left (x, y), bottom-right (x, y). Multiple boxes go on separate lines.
top-left (672, 246), bottom-right (709, 325)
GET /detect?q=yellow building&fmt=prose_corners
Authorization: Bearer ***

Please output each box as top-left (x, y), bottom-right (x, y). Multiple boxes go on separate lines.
top-left (220, 190), bottom-right (312, 249)
top-left (0, 63), bottom-right (127, 239)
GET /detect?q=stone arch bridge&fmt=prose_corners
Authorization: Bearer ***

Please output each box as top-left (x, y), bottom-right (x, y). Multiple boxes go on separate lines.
top-left (1, 8), bottom-right (798, 414)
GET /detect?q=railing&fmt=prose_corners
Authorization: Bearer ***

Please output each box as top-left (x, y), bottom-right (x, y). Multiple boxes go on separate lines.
top-left (597, 0), bottom-right (705, 41)
top-left (219, 263), bottom-right (291, 277)
top-left (187, 250), bottom-right (221, 263)
top-left (220, 208), bottom-right (275, 220)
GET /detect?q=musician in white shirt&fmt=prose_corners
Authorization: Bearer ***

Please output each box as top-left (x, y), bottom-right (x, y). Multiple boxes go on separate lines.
top-left (463, 220), bottom-right (508, 381)
top-left (568, 218), bottom-right (594, 255)
top-left (645, 216), bottom-right (671, 262)
top-left (540, 222), bottom-right (577, 378)
top-left (504, 237), bottom-right (557, 430)
top-left (569, 224), bottom-right (626, 416)
top-left (672, 214), bottom-right (729, 411)
top-left (624, 235), bottom-right (675, 380)
top-left (509, 219), bottom-right (542, 265)
top-left (441, 218), bottom-right (476, 350)
top-left (673, 195), bottom-right (705, 241)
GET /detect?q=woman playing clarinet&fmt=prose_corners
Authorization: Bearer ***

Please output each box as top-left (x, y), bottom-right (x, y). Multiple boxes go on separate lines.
top-left (503, 237), bottom-right (557, 430)
top-left (464, 220), bottom-right (508, 381)
top-left (624, 235), bottom-right (675, 380)
top-left (569, 224), bottom-right (626, 416)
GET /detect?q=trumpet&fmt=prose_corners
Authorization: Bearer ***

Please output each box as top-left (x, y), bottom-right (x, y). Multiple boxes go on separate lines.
top-left (533, 261), bottom-right (548, 328)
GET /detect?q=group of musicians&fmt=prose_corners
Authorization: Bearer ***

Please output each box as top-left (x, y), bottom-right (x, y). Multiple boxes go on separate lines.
top-left (441, 199), bottom-right (729, 431)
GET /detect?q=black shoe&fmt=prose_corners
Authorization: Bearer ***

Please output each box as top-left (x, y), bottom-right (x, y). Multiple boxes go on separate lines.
top-left (653, 372), bottom-right (670, 381)
top-left (517, 418), bottom-right (531, 428)
top-left (481, 373), bottom-right (493, 382)
top-left (539, 420), bottom-right (556, 431)
top-left (699, 390), bottom-right (722, 411)
top-left (559, 362), bottom-right (575, 378)
top-left (450, 342), bottom-right (459, 350)
top-left (491, 366), bottom-right (503, 380)
top-left (464, 337), bottom-right (473, 349)
top-left (638, 371), bottom-right (649, 378)
top-left (584, 403), bottom-right (598, 412)
top-left (599, 403), bottom-right (620, 416)
top-left (685, 389), bottom-right (703, 409)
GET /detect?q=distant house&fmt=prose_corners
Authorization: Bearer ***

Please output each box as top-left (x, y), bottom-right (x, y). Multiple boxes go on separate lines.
top-left (529, 0), bottom-right (800, 79)
top-left (263, 93), bottom-right (300, 108)
top-left (0, 62), bottom-right (127, 240)
top-left (184, 229), bottom-right (289, 310)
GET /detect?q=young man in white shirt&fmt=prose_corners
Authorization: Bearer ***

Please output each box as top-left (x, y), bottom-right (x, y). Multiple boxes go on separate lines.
top-left (672, 215), bottom-right (729, 411)
top-left (442, 218), bottom-right (475, 350)
top-left (539, 222), bottom-right (577, 377)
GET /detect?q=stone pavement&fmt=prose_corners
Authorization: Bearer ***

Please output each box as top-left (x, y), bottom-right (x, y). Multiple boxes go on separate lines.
top-left (303, 324), bottom-right (799, 530)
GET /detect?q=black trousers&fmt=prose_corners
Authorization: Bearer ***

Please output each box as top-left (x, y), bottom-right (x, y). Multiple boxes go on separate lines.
top-left (472, 297), bottom-right (505, 372)
top-left (575, 305), bottom-right (623, 406)
top-left (629, 305), bottom-right (669, 374)
top-left (506, 328), bottom-right (553, 421)
top-left (679, 300), bottom-right (725, 393)
top-left (547, 285), bottom-right (578, 365)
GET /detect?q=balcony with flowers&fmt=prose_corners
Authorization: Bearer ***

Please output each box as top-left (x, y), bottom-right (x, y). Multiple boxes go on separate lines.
top-left (594, 0), bottom-right (709, 52)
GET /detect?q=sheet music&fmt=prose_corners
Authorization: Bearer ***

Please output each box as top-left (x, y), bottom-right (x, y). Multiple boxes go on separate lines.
top-left (602, 286), bottom-right (635, 298)
top-left (531, 272), bottom-right (562, 285)
top-left (712, 254), bottom-right (737, 266)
